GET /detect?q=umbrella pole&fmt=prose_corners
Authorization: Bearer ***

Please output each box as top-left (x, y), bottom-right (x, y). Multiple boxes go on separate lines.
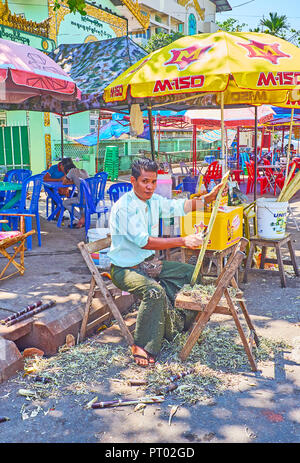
top-left (254, 106), bottom-right (258, 202)
top-left (225, 127), bottom-right (228, 170)
top-left (96, 111), bottom-right (101, 173)
top-left (60, 115), bottom-right (64, 159)
top-left (192, 123), bottom-right (197, 176)
top-left (158, 116), bottom-right (161, 156)
top-left (237, 126), bottom-right (240, 169)
top-left (147, 105), bottom-right (155, 161)
top-left (285, 108), bottom-right (294, 181)
top-left (260, 126), bottom-right (265, 158)
top-left (220, 92), bottom-right (225, 172)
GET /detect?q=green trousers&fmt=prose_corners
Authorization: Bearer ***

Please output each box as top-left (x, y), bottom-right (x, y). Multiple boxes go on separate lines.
top-left (110, 260), bottom-right (200, 357)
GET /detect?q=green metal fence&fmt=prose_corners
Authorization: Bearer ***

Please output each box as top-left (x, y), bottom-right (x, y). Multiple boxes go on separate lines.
top-left (53, 137), bottom-right (220, 175)
top-left (0, 126), bottom-right (30, 173)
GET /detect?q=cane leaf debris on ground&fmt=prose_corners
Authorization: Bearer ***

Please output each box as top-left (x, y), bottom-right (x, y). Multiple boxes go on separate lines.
top-left (11, 324), bottom-right (291, 407)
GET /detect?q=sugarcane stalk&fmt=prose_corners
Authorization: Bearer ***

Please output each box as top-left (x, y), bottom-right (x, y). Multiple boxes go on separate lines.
top-left (1, 300), bottom-right (43, 325)
top-left (279, 170), bottom-right (300, 202)
top-left (6, 301), bottom-right (55, 326)
top-left (278, 163), bottom-right (296, 202)
top-left (156, 383), bottom-right (179, 395)
top-left (91, 396), bottom-right (164, 409)
top-left (156, 368), bottom-right (196, 395)
top-left (167, 368), bottom-right (195, 383)
top-left (190, 171), bottom-right (230, 286)
top-left (0, 417), bottom-right (10, 423)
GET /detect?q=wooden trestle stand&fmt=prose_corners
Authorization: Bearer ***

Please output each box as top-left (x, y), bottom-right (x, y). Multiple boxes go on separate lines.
top-left (175, 237), bottom-right (259, 371)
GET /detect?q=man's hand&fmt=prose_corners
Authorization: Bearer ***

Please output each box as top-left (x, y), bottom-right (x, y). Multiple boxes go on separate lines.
top-left (203, 180), bottom-right (228, 204)
top-left (182, 233), bottom-right (204, 249)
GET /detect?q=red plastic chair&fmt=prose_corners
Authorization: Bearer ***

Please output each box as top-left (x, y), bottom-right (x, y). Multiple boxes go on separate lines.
top-left (203, 161), bottom-right (222, 188)
top-left (246, 161), bottom-right (268, 195)
top-left (230, 168), bottom-right (244, 184)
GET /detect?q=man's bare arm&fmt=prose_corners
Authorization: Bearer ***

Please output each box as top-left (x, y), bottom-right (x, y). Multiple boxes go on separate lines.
top-left (43, 173), bottom-right (64, 182)
top-left (143, 234), bottom-right (203, 251)
top-left (184, 181), bottom-right (228, 213)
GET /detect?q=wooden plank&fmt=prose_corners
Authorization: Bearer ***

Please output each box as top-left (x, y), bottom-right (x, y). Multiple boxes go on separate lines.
top-left (84, 236), bottom-right (111, 253)
top-left (287, 239), bottom-right (300, 276)
top-left (224, 288), bottom-right (257, 371)
top-left (86, 313), bottom-right (136, 334)
top-left (274, 242), bottom-right (286, 287)
top-left (79, 277), bottom-right (96, 342)
top-left (175, 293), bottom-right (233, 315)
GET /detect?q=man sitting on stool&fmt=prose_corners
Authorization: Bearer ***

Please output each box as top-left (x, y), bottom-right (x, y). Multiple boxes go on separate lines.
top-left (109, 157), bottom-right (227, 367)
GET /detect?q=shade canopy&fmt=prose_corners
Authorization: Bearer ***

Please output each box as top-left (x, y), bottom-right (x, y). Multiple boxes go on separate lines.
top-left (104, 31), bottom-right (300, 111)
top-left (184, 105), bottom-right (274, 128)
top-left (0, 38), bottom-right (81, 106)
top-left (73, 120), bottom-right (150, 146)
top-left (263, 115), bottom-right (300, 128)
top-left (0, 36), bottom-right (147, 115)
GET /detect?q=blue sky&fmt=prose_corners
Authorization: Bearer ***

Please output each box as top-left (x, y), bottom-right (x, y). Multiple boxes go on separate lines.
top-left (215, 0), bottom-right (300, 33)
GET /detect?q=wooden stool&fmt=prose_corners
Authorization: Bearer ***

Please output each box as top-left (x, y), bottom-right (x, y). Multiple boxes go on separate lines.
top-left (243, 233), bottom-right (299, 288)
top-left (175, 238), bottom-right (259, 371)
top-left (181, 243), bottom-right (240, 277)
top-left (77, 237), bottom-right (135, 344)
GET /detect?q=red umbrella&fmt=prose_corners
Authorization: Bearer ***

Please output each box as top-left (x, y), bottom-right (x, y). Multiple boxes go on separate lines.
top-left (0, 38), bottom-right (81, 104)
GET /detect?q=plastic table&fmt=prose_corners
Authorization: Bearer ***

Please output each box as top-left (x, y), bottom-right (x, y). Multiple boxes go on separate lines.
top-left (0, 182), bottom-right (23, 230)
top-left (43, 181), bottom-right (74, 227)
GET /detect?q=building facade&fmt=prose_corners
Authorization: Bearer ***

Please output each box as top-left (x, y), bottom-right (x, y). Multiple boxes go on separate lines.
top-left (0, 0), bottom-right (147, 174)
top-left (129, 0), bottom-right (231, 47)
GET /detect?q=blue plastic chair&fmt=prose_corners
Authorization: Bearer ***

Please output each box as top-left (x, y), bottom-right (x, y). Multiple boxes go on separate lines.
top-left (0, 174), bottom-right (44, 250)
top-left (107, 182), bottom-right (132, 204)
top-left (94, 172), bottom-right (108, 203)
top-left (69, 174), bottom-right (109, 228)
top-left (0, 169), bottom-right (32, 207)
top-left (239, 151), bottom-right (250, 172)
top-left (5, 169), bottom-right (32, 183)
top-left (79, 179), bottom-right (110, 238)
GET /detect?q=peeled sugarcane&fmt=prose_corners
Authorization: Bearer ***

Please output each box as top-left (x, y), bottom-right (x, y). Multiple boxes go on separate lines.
top-left (278, 169), bottom-right (300, 202)
top-left (190, 171), bottom-right (230, 286)
top-left (91, 396), bottom-right (164, 409)
top-left (277, 162), bottom-right (296, 202)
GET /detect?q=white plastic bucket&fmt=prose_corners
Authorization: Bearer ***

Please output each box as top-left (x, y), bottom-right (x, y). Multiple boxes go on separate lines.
top-left (257, 198), bottom-right (288, 239)
top-left (87, 228), bottom-right (109, 242)
top-left (87, 228), bottom-right (110, 269)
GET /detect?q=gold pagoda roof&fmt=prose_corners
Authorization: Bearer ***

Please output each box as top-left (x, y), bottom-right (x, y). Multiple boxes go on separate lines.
top-left (0, 0), bottom-right (50, 37)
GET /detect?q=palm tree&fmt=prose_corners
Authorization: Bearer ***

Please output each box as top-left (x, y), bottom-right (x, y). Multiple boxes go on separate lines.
top-left (260, 12), bottom-right (289, 36)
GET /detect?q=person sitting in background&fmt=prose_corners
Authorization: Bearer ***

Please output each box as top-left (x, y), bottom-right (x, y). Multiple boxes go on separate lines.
top-left (62, 159), bottom-right (89, 228)
top-left (43, 160), bottom-right (65, 182)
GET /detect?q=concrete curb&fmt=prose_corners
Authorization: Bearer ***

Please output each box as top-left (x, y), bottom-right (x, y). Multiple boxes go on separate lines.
top-left (0, 294), bottom-right (134, 382)
top-left (0, 337), bottom-right (24, 383)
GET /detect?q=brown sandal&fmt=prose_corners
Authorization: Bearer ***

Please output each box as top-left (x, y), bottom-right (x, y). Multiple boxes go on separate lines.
top-left (131, 345), bottom-right (156, 368)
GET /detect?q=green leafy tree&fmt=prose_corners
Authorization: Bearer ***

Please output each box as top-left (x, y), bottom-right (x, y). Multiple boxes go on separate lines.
top-left (144, 31), bottom-right (185, 53)
top-left (53, 0), bottom-right (87, 15)
top-left (216, 18), bottom-right (248, 32)
top-left (259, 12), bottom-right (289, 36)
